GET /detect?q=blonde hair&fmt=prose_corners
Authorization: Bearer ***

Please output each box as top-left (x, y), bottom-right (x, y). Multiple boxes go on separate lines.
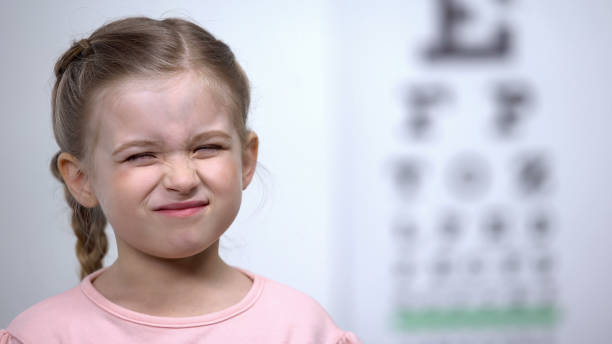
top-left (49, 17), bottom-right (251, 279)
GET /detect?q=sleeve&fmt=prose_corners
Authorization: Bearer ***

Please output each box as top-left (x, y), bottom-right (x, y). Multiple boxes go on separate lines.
top-left (0, 330), bottom-right (23, 344)
top-left (337, 331), bottom-right (362, 344)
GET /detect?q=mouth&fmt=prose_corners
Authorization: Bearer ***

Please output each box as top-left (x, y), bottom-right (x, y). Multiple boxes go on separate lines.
top-left (154, 200), bottom-right (208, 218)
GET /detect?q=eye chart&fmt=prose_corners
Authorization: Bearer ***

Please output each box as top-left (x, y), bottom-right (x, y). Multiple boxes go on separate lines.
top-left (330, 0), bottom-right (612, 343)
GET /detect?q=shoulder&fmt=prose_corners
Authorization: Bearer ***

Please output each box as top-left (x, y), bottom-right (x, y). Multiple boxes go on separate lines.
top-left (5, 285), bottom-right (88, 342)
top-left (252, 274), bottom-right (361, 343)
top-left (257, 275), bottom-right (329, 317)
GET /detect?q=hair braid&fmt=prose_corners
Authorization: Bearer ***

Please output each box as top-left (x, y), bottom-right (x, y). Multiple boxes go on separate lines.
top-left (51, 152), bottom-right (108, 280)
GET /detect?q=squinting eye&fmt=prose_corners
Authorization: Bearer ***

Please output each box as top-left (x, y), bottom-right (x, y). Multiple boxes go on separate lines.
top-left (126, 152), bottom-right (155, 162)
top-left (195, 144), bottom-right (223, 152)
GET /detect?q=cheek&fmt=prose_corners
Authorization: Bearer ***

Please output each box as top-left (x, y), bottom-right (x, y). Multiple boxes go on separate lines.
top-left (93, 154), bottom-right (244, 213)
top-left (94, 166), bottom-right (160, 214)
top-left (196, 155), bottom-right (243, 190)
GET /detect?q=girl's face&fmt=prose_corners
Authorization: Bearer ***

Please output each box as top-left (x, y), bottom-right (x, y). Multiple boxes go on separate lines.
top-left (82, 71), bottom-right (257, 260)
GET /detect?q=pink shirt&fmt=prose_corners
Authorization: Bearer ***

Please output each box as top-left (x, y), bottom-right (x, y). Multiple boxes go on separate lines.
top-left (1, 268), bottom-right (360, 343)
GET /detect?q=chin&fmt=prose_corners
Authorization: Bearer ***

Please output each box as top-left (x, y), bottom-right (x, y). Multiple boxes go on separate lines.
top-left (152, 242), bottom-right (217, 260)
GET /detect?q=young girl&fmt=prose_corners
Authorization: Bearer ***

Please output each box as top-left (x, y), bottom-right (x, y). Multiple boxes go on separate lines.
top-left (0, 16), bottom-right (360, 343)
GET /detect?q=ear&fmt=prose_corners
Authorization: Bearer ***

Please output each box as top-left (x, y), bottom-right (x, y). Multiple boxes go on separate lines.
top-left (57, 152), bottom-right (99, 208)
top-left (241, 131), bottom-right (259, 190)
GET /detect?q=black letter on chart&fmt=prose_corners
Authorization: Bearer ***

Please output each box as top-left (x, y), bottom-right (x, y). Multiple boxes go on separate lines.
top-left (426, 0), bottom-right (513, 61)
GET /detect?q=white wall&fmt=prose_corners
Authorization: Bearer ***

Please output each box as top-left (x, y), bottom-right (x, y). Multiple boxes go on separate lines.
top-left (0, 0), bottom-right (338, 330)
top-left (2, 1), bottom-right (612, 343)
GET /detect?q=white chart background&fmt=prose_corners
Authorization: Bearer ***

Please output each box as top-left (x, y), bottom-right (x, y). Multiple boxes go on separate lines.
top-left (330, 1), bottom-right (612, 343)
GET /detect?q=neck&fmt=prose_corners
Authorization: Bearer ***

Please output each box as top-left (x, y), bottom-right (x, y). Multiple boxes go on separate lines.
top-left (109, 240), bottom-right (230, 289)
top-left (92, 239), bottom-right (253, 317)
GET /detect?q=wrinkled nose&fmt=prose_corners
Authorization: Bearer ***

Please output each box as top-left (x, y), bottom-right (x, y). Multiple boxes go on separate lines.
top-left (162, 157), bottom-right (199, 194)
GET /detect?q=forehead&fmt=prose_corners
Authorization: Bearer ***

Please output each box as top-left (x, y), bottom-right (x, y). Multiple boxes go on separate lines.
top-left (87, 72), bottom-right (236, 149)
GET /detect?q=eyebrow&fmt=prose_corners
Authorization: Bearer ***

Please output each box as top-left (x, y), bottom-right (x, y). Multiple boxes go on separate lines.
top-left (112, 130), bottom-right (233, 156)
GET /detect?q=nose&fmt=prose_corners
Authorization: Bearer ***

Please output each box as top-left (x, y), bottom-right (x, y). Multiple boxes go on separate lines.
top-left (162, 156), bottom-right (199, 194)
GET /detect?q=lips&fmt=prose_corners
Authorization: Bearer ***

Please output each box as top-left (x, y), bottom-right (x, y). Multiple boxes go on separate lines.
top-left (154, 200), bottom-right (208, 211)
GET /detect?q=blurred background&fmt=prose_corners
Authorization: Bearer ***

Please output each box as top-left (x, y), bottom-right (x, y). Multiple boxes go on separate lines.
top-left (1, 0), bottom-right (611, 343)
